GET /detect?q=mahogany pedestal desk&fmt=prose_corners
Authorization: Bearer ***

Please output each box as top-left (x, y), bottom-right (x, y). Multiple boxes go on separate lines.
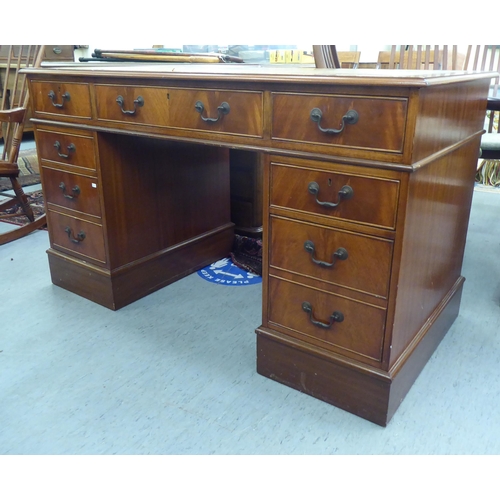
top-left (24, 64), bottom-right (494, 426)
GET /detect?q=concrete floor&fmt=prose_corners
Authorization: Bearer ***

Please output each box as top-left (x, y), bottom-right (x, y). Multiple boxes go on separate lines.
top-left (1, 186), bottom-right (499, 456)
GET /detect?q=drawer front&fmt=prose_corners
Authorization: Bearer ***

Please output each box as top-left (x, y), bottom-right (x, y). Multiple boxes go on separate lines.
top-left (95, 85), bottom-right (169, 125)
top-left (31, 81), bottom-right (92, 118)
top-left (42, 167), bottom-right (101, 217)
top-left (95, 85), bottom-right (264, 136)
top-left (167, 88), bottom-right (263, 137)
top-left (43, 45), bottom-right (74, 61)
top-left (272, 93), bottom-right (407, 153)
top-left (268, 277), bottom-right (386, 361)
top-left (37, 130), bottom-right (97, 170)
top-left (270, 217), bottom-right (393, 298)
top-left (49, 211), bottom-right (106, 263)
top-left (270, 162), bottom-right (400, 230)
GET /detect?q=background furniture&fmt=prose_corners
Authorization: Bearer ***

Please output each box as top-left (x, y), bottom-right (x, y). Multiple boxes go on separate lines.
top-left (374, 45), bottom-right (500, 185)
top-left (24, 64), bottom-right (493, 425)
top-left (0, 45), bottom-right (46, 244)
top-left (1, 46), bottom-right (79, 136)
top-left (313, 46), bottom-right (361, 69)
top-left (378, 45), bottom-right (465, 70)
top-left (464, 46), bottom-right (500, 158)
top-left (312, 45), bottom-right (340, 68)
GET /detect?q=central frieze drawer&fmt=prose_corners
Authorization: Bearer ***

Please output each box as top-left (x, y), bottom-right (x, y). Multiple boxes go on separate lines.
top-left (94, 86), bottom-right (263, 137)
top-left (270, 217), bottom-right (393, 298)
top-left (270, 161), bottom-right (400, 230)
top-left (42, 167), bottom-right (101, 217)
top-left (268, 277), bottom-right (386, 361)
top-left (167, 89), bottom-right (263, 137)
top-left (272, 92), bottom-right (407, 153)
top-left (31, 81), bottom-right (92, 119)
top-left (36, 129), bottom-right (97, 170)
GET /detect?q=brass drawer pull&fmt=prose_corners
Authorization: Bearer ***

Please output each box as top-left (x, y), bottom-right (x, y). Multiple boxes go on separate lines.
top-left (116, 95), bottom-right (144, 115)
top-left (310, 108), bottom-right (359, 134)
top-left (304, 240), bottom-right (348, 268)
top-left (64, 226), bottom-right (85, 243)
top-left (48, 90), bottom-right (70, 108)
top-left (194, 100), bottom-right (230, 123)
top-left (302, 301), bottom-right (344, 328)
top-left (59, 182), bottom-right (81, 199)
top-left (308, 181), bottom-right (354, 208)
top-left (53, 140), bottom-right (76, 158)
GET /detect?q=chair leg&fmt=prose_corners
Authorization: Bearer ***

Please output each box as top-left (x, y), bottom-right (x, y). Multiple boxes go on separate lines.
top-left (10, 176), bottom-right (35, 222)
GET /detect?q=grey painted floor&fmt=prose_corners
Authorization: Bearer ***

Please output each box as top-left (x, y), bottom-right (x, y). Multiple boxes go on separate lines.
top-left (1, 187), bottom-right (500, 456)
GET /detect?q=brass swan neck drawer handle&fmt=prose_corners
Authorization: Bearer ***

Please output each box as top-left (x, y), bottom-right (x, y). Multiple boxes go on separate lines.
top-left (194, 100), bottom-right (230, 123)
top-left (48, 90), bottom-right (70, 108)
top-left (53, 141), bottom-right (76, 158)
top-left (304, 241), bottom-right (348, 268)
top-left (59, 182), bottom-right (81, 199)
top-left (310, 108), bottom-right (359, 134)
top-left (116, 95), bottom-right (144, 115)
top-left (308, 181), bottom-right (354, 208)
top-left (64, 227), bottom-right (86, 244)
top-left (302, 302), bottom-right (344, 329)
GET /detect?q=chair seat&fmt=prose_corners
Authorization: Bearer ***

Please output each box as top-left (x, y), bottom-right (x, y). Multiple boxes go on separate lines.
top-left (0, 161), bottom-right (20, 176)
top-left (482, 133), bottom-right (500, 150)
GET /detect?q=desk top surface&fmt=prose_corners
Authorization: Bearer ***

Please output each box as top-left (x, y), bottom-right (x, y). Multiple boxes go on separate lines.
top-left (22, 63), bottom-right (499, 88)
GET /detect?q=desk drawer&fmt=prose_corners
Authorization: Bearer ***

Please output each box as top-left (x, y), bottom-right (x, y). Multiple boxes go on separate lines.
top-left (268, 277), bottom-right (386, 361)
top-left (167, 88), bottom-right (263, 137)
top-left (36, 129), bottom-right (97, 170)
top-left (270, 217), bottom-right (393, 298)
top-left (49, 210), bottom-right (106, 263)
top-left (42, 166), bottom-right (101, 217)
top-left (43, 45), bottom-right (74, 61)
top-left (31, 81), bottom-right (92, 118)
top-left (272, 92), bottom-right (407, 153)
top-left (95, 84), bottom-right (169, 125)
top-left (270, 161), bottom-right (400, 230)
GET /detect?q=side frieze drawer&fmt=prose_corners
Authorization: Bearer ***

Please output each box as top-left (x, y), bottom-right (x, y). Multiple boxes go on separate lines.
top-left (31, 81), bottom-right (92, 119)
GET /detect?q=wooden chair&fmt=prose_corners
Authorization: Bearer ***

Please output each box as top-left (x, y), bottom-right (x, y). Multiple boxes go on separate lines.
top-left (312, 45), bottom-right (341, 68)
top-left (463, 46), bottom-right (500, 184)
top-left (378, 45), bottom-right (465, 70)
top-left (0, 45), bottom-right (46, 245)
top-left (337, 51), bottom-right (361, 69)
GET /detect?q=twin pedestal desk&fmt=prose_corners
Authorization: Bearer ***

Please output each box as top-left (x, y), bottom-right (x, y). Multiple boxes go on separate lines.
top-left (24, 64), bottom-right (494, 426)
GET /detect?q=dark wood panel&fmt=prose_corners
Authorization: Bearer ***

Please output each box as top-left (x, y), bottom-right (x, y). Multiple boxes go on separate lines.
top-left (412, 80), bottom-right (491, 162)
top-left (387, 139), bottom-right (480, 365)
top-left (97, 135), bottom-right (232, 269)
top-left (229, 149), bottom-right (263, 236)
top-left (256, 330), bottom-right (392, 426)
